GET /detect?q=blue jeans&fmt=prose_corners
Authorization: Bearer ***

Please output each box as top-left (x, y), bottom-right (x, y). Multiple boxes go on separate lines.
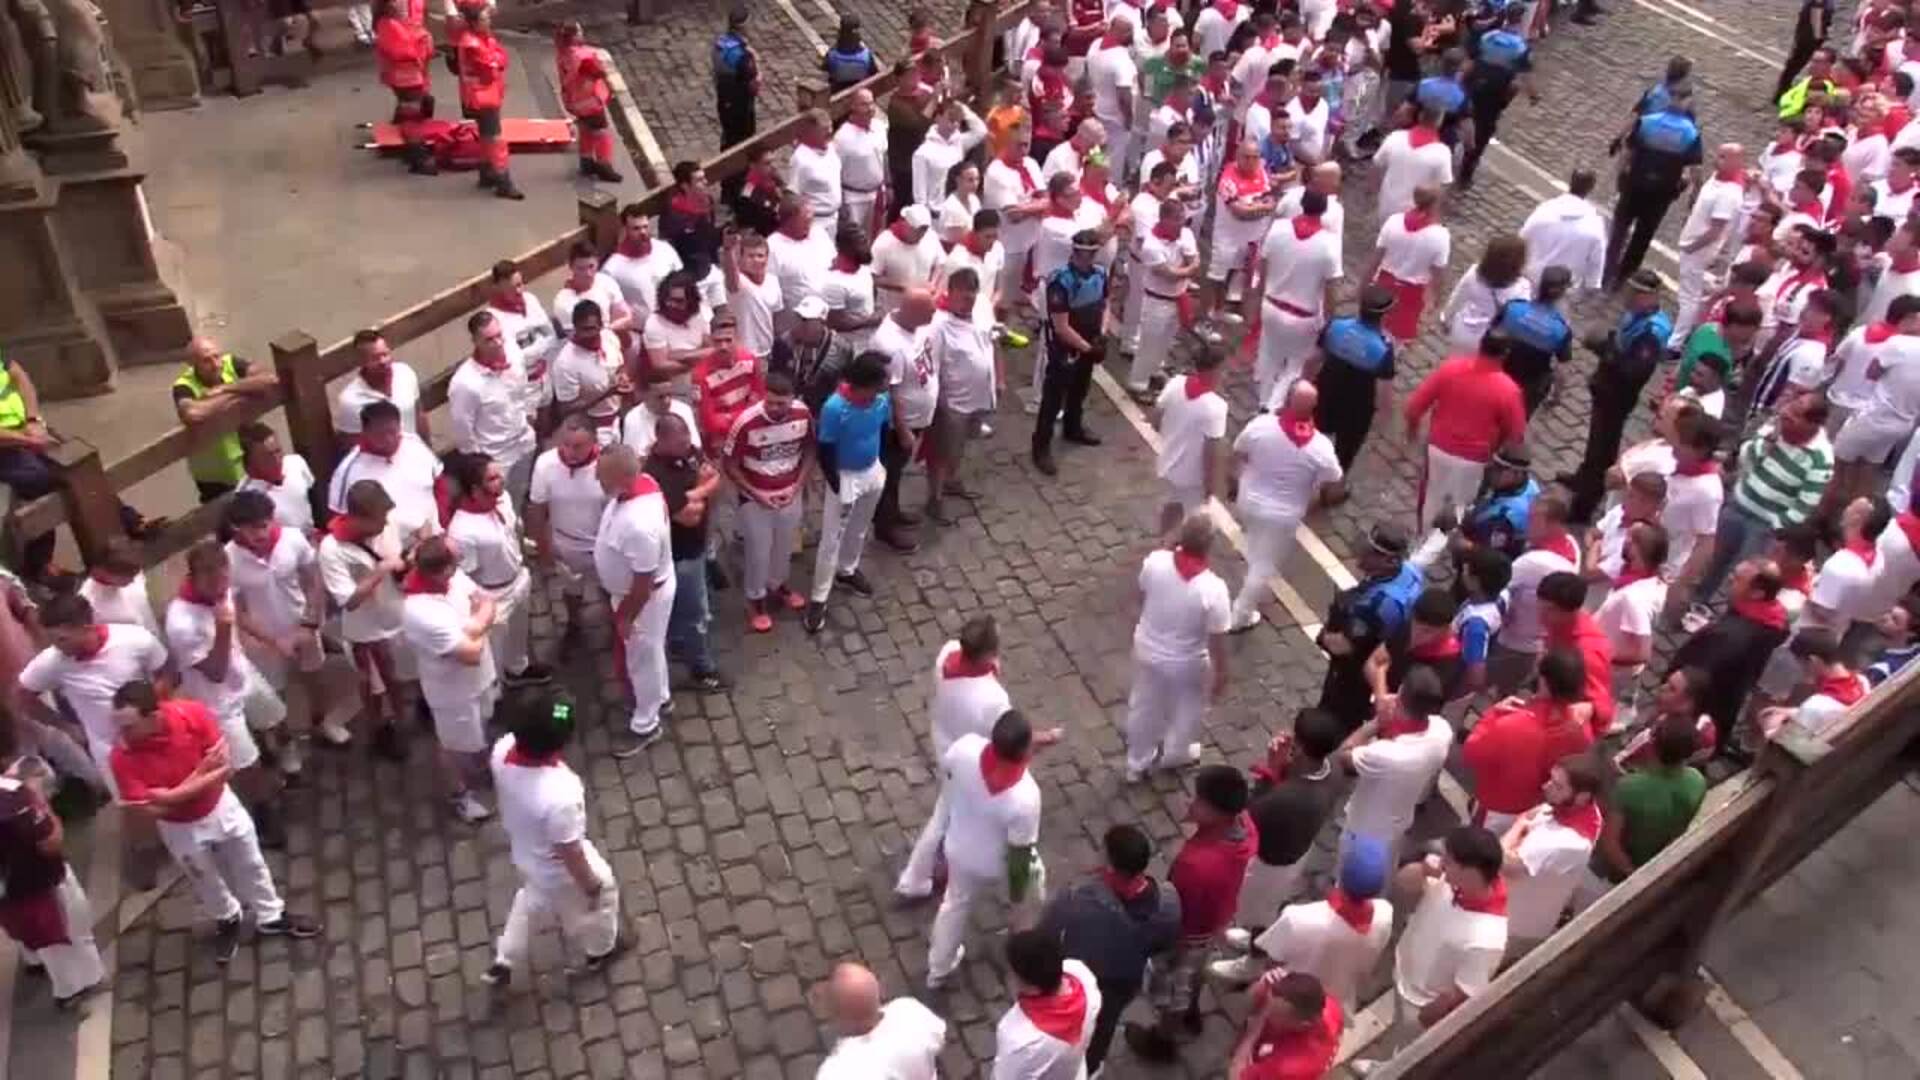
top-left (666, 556), bottom-right (715, 676)
top-left (1697, 501), bottom-right (1772, 605)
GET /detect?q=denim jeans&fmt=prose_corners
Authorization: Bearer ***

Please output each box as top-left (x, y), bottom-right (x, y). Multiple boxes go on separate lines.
top-left (1697, 501), bottom-right (1772, 605)
top-left (666, 556), bottom-right (715, 676)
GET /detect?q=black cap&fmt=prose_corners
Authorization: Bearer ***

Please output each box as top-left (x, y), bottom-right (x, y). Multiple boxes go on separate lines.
top-left (1627, 269), bottom-right (1663, 293)
top-left (729, 3), bottom-right (750, 27)
top-left (1492, 442), bottom-right (1531, 469)
top-left (1367, 523), bottom-right (1410, 558)
top-left (1359, 283), bottom-right (1396, 315)
top-left (1070, 229), bottom-right (1102, 251)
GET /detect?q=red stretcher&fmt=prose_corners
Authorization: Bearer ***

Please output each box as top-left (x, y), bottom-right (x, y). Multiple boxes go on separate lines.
top-left (361, 117), bottom-right (576, 153)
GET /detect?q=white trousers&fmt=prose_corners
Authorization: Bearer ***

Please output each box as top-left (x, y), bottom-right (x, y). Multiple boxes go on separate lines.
top-left (158, 790), bottom-right (285, 925)
top-left (551, 541), bottom-right (600, 599)
top-left (811, 465), bottom-right (885, 603)
top-left (1419, 444), bottom-right (1487, 532)
top-left (1257, 303), bottom-right (1320, 406)
top-left (1129, 294), bottom-right (1183, 391)
top-left (616, 576), bottom-right (677, 737)
top-left (1125, 649), bottom-right (1211, 773)
top-left (1342, 70), bottom-right (1383, 151)
top-left (494, 875), bottom-right (620, 972)
top-left (1234, 859), bottom-right (1304, 930)
top-left (740, 495), bottom-right (805, 601)
top-left (1232, 506), bottom-right (1301, 627)
top-left (486, 570), bottom-right (533, 675)
top-left (1120, 271), bottom-right (1149, 354)
top-left (1668, 250), bottom-right (1716, 348)
top-left (1101, 124), bottom-right (1134, 184)
top-left (896, 788), bottom-right (949, 897)
top-left (1889, 425), bottom-right (1920, 514)
top-left (927, 860), bottom-right (1046, 982)
top-left (843, 192), bottom-right (879, 236)
top-left (16, 869), bottom-right (105, 999)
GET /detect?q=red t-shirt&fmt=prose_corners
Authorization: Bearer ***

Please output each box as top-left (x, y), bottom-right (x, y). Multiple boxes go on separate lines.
top-left (1462, 700), bottom-right (1595, 816)
top-left (1239, 996), bottom-right (1344, 1080)
top-left (1550, 611), bottom-right (1617, 738)
top-left (693, 347), bottom-right (766, 442)
top-left (110, 699), bottom-right (226, 823)
top-left (1169, 812), bottom-right (1259, 940)
top-left (1403, 354), bottom-right (1526, 463)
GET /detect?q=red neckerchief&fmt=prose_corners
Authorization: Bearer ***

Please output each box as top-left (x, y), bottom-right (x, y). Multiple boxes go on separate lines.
top-left (1815, 671), bottom-right (1868, 706)
top-left (1210, 0), bottom-right (1238, 15)
top-left (1325, 887), bottom-right (1375, 934)
top-left (908, 29), bottom-right (933, 52)
top-left (1184, 371), bottom-right (1217, 400)
top-left (980, 743), bottom-right (1027, 794)
top-left (1279, 409), bottom-right (1316, 447)
top-left (244, 455), bottom-right (285, 487)
top-left (1172, 544), bottom-right (1209, 580)
top-left (1732, 596), bottom-right (1789, 631)
top-left (578, 330), bottom-right (605, 356)
top-left (400, 568), bottom-right (446, 595)
top-left (1779, 561), bottom-right (1813, 595)
top-left (1017, 971), bottom-right (1089, 1043)
top-left (358, 435), bottom-right (395, 462)
top-left (831, 254), bottom-right (863, 274)
top-left (67, 624), bottom-right (109, 662)
top-left (1407, 124), bottom-right (1440, 148)
top-left (1034, 66), bottom-right (1072, 110)
top-left (744, 164), bottom-right (778, 193)
top-left (1102, 867), bottom-right (1152, 900)
top-left (1789, 195), bottom-right (1825, 219)
top-left (1045, 199), bottom-right (1078, 220)
top-left (460, 488), bottom-right (501, 516)
top-left (889, 219), bottom-right (916, 244)
top-left (1296, 91), bottom-right (1322, 113)
top-left (1797, 324), bottom-right (1834, 346)
top-left (471, 349), bottom-right (510, 373)
top-left (1845, 537), bottom-right (1879, 567)
top-left (492, 289), bottom-right (527, 317)
top-left (1536, 532), bottom-right (1579, 566)
top-left (235, 523), bottom-right (283, 562)
top-left (668, 188), bottom-right (713, 218)
top-left (1099, 28), bottom-right (1130, 50)
top-left (1292, 214), bottom-right (1324, 241)
top-left (1078, 175), bottom-right (1114, 212)
top-left (1551, 801), bottom-right (1603, 841)
top-left (1152, 220), bottom-right (1182, 242)
top-left (616, 236), bottom-right (652, 258)
top-left (615, 475), bottom-right (661, 503)
top-left (1202, 71), bottom-right (1229, 98)
top-left (1003, 154), bottom-right (1039, 192)
top-left (1715, 165), bottom-right (1745, 183)
top-left (1674, 458), bottom-right (1720, 477)
top-left (504, 744), bottom-right (563, 767)
top-left (1612, 567), bottom-right (1656, 590)
top-left (325, 514), bottom-right (367, 545)
top-left (1402, 208), bottom-right (1435, 232)
top-left (361, 365), bottom-right (393, 395)
top-left (176, 578), bottom-right (220, 606)
top-left (1895, 510), bottom-right (1920, 558)
top-left (1453, 877), bottom-right (1509, 916)
top-left (1409, 631), bottom-right (1463, 661)
top-left (941, 649), bottom-right (998, 679)
top-left (964, 231), bottom-right (995, 257)
top-left (1378, 708), bottom-right (1428, 739)
top-left (558, 443), bottom-right (599, 474)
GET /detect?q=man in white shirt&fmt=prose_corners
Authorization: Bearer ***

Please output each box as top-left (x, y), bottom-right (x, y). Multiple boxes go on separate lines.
top-left (1089, 17), bottom-right (1140, 176)
top-left (1231, 381), bottom-right (1342, 632)
top-left (551, 240), bottom-right (634, 342)
top-left (993, 930), bottom-right (1103, 1075)
top-left (832, 90), bottom-right (890, 235)
top-left (911, 99), bottom-right (988, 211)
top-left (601, 207), bottom-right (684, 329)
top-left (1334, 668), bottom-right (1453, 864)
top-left (984, 138), bottom-right (1050, 309)
top-left (399, 536), bottom-right (498, 824)
top-left (451, 312), bottom-right (539, 500)
top-left (871, 289), bottom-right (939, 547)
top-left (1654, 413), bottom-right (1724, 597)
top-left (923, 269), bottom-right (998, 526)
top-left (333, 330), bottom-right (427, 454)
top-left (1864, 220), bottom-right (1920, 325)
top-left (1042, 118), bottom-right (1107, 183)
top-left (1801, 495), bottom-right (1894, 643)
top-left (593, 446), bottom-right (677, 757)
top-left (1500, 756), bottom-right (1603, 955)
top-left (1379, 827), bottom-right (1508, 1049)
top-left (1213, 839), bottom-right (1394, 1012)
top-left (317, 480), bottom-right (411, 762)
top-left (816, 962), bottom-right (948, 1079)
top-left (236, 424), bottom-right (316, 532)
top-left (1519, 170), bottom-right (1609, 292)
top-left (1872, 149), bottom-right (1920, 224)
top-left (822, 228), bottom-right (882, 353)
top-left (21, 594), bottom-right (170, 799)
top-left (719, 230), bottom-right (785, 363)
top-left (1275, 162), bottom-right (1345, 262)
top-left (551, 300), bottom-right (629, 444)
top-left (768, 196), bottom-right (838, 310)
top-left (482, 694), bottom-right (621, 989)
top-left (898, 616), bottom-right (1017, 899)
top-left (486, 263), bottom-right (560, 413)
top-left (927, 711), bottom-right (1047, 986)
top-left (225, 492), bottom-right (334, 759)
top-left (526, 416), bottom-right (608, 631)
top-left (1126, 516), bottom-right (1233, 780)
top-left (78, 539), bottom-right (160, 638)
top-left (1373, 109), bottom-right (1455, 219)
top-left (446, 453), bottom-right (549, 689)
top-left (1128, 196), bottom-right (1203, 395)
top-left (870, 206), bottom-right (945, 317)
top-left (789, 108), bottom-right (844, 228)
top-left (1670, 144), bottom-right (1749, 347)
top-left (327, 401), bottom-right (445, 541)
top-left (1363, 185), bottom-right (1452, 344)
top-left (1286, 69), bottom-right (1332, 165)
top-left (1154, 341), bottom-right (1229, 530)
top-left (1595, 523), bottom-right (1670, 723)
top-left (1192, 0), bottom-right (1246, 58)
top-left (1832, 295), bottom-right (1920, 503)
top-left (1487, 496), bottom-right (1582, 695)
top-left (1251, 189), bottom-right (1343, 404)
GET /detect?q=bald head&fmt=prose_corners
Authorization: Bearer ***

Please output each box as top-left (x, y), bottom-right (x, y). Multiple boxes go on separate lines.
top-left (1309, 162), bottom-right (1341, 193)
top-left (826, 962), bottom-right (883, 1036)
top-left (1282, 378), bottom-right (1318, 417)
top-left (1073, 118), bottom-right (1106, 149)
top-left (898, 286), bottom-right (937, 328)
top-left (595, 444), bottom-right (641, 496)
top-left (1713, 143), bottom-right (1745, 172)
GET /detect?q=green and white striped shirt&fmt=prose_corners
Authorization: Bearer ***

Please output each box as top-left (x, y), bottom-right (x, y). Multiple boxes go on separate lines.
top-left (1732, 425), bottom-right (1833, 529)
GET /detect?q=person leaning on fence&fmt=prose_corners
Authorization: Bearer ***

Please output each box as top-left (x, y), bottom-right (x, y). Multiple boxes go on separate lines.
top-left (172, 336), bottom-right (278, 505)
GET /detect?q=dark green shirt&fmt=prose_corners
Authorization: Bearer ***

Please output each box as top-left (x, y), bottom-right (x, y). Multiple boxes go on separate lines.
top-left (1614, 764), bottom-right (1706, 869)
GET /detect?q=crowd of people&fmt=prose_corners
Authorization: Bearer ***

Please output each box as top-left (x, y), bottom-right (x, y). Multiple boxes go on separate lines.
top-left (5, 0), bottom-right (1920, 1075)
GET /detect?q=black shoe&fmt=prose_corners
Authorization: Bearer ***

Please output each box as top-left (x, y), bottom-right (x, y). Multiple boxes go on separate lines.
top-left (212, 916), bottom-right (241, 965)
top-left (1063, 428), bottom-right (1103, 447)
top-left (257, 914), bottom-right (320, 939)
top-left (53, 981), bottom-right (104, 1010)
top-left (1032, 451), bottom-right (1058, 476)
top-left (706, 559), bottom-right (731, 591)
top-left (414, 697), bottom-right (435, 732)
top-left (588, 159), bottom-right (624, 183)
top-left (476, 166), bottom-right (498, 191)
top-left (481, 962), bottom-right (512, 988)
top-left (406, 146), bottom-right (440, 175)
top-left (494, 174), bottom-right (527, 201)
top-left (582, 933), bottom-right (629, 971)
top-left (875, 528), bottom-right (919, 553)
top-left (802, 601), bottom-right (827, 634)
top-left (1123, 1021), bottom-right (1179, 1063)
top-left (611, 727), bottom-right (664, 759)
top-left (835, 569), bottom-right (875, 597)
top-left (371, 722), bottom-right (408, 762)
top-left (1571, 10), bottom-right (1598, 23)
top-left (687, 670), bottom-right (728, 694)
top-left (504, 663), bottom-right (556, 686)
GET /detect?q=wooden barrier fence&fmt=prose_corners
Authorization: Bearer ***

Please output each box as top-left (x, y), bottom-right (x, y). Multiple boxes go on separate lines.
top-left (17, 0), bottom-right (1031, 567)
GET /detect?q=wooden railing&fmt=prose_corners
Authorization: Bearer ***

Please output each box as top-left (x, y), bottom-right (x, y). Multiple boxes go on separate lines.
top-left (20, 0), bottom-right (1031, 567)
top-left (1372, 659), bottom-right (1920, 1078)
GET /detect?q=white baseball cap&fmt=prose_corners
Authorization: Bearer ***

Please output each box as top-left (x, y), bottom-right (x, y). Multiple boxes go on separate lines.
top-left (794, 296), bottom-right (829, 320)
top-left (900, 205), bottom-right (932, 229)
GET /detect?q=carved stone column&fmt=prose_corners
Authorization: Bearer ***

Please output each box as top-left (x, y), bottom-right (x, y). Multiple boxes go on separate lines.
top-left (0, 182), bottom-right (120, 397)
top-left (50, 164), bottom-right (192, 367)
top-left (98, 0), bottom-right (200, 110)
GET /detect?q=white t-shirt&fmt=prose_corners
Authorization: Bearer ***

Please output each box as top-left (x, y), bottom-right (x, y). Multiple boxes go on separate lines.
top-left (1233, 414), bottom-right (1341, 522)
top-left (1345, 716), bottom-right (1453, 843)
top-left (768, 227), bottom-right (837, 309)
top-left (929, 310), bottom-right (997, 414)
top-left (938, 732), bottom-right (1042, 880)
top-left (1808, 545), bottom-right (1880, 626)
top-left (552, 271), bottom-right (627, 336)
top-left (449, 497), bottom-right (526, 591)
top-left (727, 269), bottom-right (784, 358)
top-left (490, 733), bottom-right (610, 894)
top-left (789, 141), bottom-right (844, 221)
top-left (448, 358), bottom-right (537, 466)
top-left (936, 242), bottom-right (1007, 325)
top-left (984, 157), bottom-right (1046, 254)
top-left (1844, 131), bottom-right (1891, 185)
top-left (1259, 222), bottom-right (1343, 316)
top-left (237, 453), bottom-right (317, 532)
top-left (1506, 812), bottom-right (1596, 941)
top-left (166, 595), bottom-right (263, 721)
top-left (1789, 673), bottom-right (1873, 739)
top-left (822, 265), bottom-right (879, 352)
top-left (641, 310), bottom-right (711, 374)
top-left (333, 364), bottom-right (422, 436)
top-left (1373, 130), bottom-right (1454, 219)
top-left (402, 571), bottom-right (498, 712)
top-left (816, 997), bottom-right (948, 1080)
top-left (603, 243), bottom-right (684, 326)
top-left (992, 959), bottom-right (1101, 1079)
top-left (1827, 324), bottom-right (1887, 411)
top-left (1677, 176), bottom-right (1745, 260)
top-left (1870, 179), bottom-right (1919, 226)
top-left (1274, 189), bottom-right (1345, 261)
top-left (1501, 548), bottom-right (1579, 654)
top-left (1662, 469), bottom-right (1724, 577)
top-left (929, 641), bottom-right (1013, 760)
top-left (491, 294), bottom-right (561, 411)
top-left (832, 118), bottom-right (891, 194)
top-left (228, 530), bottom-right (317, 640)
top-left (619, 399), bottom-right (702, 459)
top-left (1088, 43), bottom-right (1139, 126)
top-left (1374, 214), bottom-right (1452, 285)
top-left (18, 625), bottom-right (168, 748)
top-left (1861, 334), bottom-right (1920, 426)
top-left (318, 522), bottom-right (406, 643)
top-left (1286, 95), bottom-right (1331, 162)
top-left (1519, 193), bottom-right (1608, 290)
top-left (1135, 227), bottom-right (1200, 299)
top-left (939, 192), bottom-right (982, 242)
top-left (1865, 260), bottom-right (1920, 327)
top-left (1132, 548), bottom-right (1232, 663)
top-left (871, 228), bottom-right (946, 302)
top-left (550, 331), bottom-right (625, 423)
top-left (528, 447), bottom-right (610, 555)
top-left (593, 487), bottom-right (673, 602)
top-left (1253, 897), bottom-right (1394, 1011)
top-left (873, 316), bottom-right (939, 430)
top-left (79, 573), bottom-right (159, 638)
top-left (1139, 148), bottom-right (1201, 191)
top-left (1595, 575), bottom-right (1667, 656)
top-left (1395, 874), bottom-right (1508, 1007)
top-left (326, 434), bottom-right (444, 539)
top-left (1042, 140), bottom-right (1090, 183)
top-left (1154, 376), bottom-right (1229, 490)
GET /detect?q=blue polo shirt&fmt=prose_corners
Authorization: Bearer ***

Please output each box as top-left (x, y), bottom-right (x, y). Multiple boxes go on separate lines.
top-left (819, 391), bottom-right (891, 471)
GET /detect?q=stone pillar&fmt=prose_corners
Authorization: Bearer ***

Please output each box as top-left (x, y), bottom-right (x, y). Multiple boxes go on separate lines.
top-left (98, 0), bottom-right (201, 111)
top-left (50, 165), bottom-right (193, 367)
top-left (0, 185), bottom-right (119, 397)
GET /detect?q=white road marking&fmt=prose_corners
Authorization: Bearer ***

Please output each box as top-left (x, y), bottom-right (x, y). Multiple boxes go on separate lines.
top-left (1622, 0), bottom-right (1791, 68)
top-left (1336, 992), bottom-right (1398, 1065)
top-left (1701, 968), bottom-right (1807, 1080)
top-left (1620, 1002), bottom-right (1712, 1080)
top-left (769, 0), bottom-right (830, 55)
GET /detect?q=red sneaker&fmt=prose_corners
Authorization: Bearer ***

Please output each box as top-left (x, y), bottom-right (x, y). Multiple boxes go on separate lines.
top-left (772, 586), bottom-right (807, 611)
top-left (747, 601), bottom-right (774, 634)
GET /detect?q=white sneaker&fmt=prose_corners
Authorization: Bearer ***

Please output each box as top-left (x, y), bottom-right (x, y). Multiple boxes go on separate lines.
top-left (1124, 765), bottom-right (1147, 783)
top-left (1206, 953), bottom-right (1268, 987)
top-left (927, 945), bottom-right (965, 989)
top-left (451, 792), bottom-right (493, 823)
top-left (316, 719), bottom-right (353, 747)
top-left (1159, 744), bottom-right (1204, 771)
top-left (1222, 927), bottom-right (1252, 953)
top-left (278, 741), bottom-right (304, 778)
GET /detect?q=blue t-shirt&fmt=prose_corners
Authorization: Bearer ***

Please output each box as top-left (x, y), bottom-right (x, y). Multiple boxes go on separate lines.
top-left (819, 391), bottom-right (891, 471)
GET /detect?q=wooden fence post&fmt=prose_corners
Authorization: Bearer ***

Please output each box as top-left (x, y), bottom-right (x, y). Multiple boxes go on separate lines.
top-left (271, 331), bottom-right (336, 527)
top-left (965, 0), bottom-right (1000, 108)
top-left (579, 192), bottom-right (620, 256)
top-left (46, 437), bottom-right (125, 564)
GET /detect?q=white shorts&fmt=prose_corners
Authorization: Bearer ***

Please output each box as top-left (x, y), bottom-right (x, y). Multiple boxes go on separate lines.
top-left (426, 683), bottom-right (500, 755)
top-left (246, 630), bottom-right (324, 691)
top-left (1833, 411), bottom-right (1911, 464)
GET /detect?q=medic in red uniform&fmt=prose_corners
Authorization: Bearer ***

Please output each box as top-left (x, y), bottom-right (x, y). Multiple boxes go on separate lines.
top-left (374, 0), bottom-right (437, 175)
top-left (556, 22), bottom-right (623, 184)
top-left (455, 2), bottom-right (524, 200)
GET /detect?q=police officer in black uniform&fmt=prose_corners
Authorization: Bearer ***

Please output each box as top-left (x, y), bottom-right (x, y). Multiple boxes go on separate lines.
top-left (1491, 265), bottom-right (1575, 415)
top-left (1563, 270), bottom-right (1676, 523)
top-left (1606, 88), bottom-right (1703, 289)
top-left (1311, 284), bottom-right (1399, 473)
top-left (1458, 5), bottom-right (1539, 188)
top-left (712, 5), bottom-right (760, 205)
top-left (1317, 523), bottom-right (1425, 733)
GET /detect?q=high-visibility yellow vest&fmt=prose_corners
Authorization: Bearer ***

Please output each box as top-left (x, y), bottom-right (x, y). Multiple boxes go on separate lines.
top-left (174, 354), bottom-right (246, 486)
top-left (0, 359), bottom-right (27, 431)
